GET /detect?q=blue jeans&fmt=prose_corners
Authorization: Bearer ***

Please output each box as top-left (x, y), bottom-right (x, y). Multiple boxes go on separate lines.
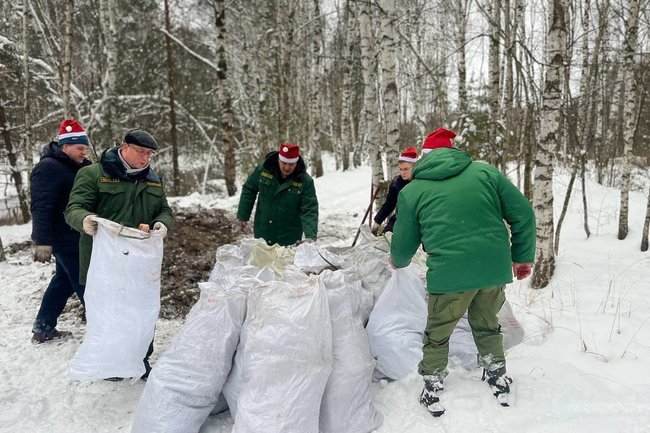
top-left (33, 251), bottom-right (85, 333)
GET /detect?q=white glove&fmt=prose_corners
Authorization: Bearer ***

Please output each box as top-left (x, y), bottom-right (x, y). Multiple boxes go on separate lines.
top-left (82, 215), bottom-right (98, 236)
top-left (152, 221), bottom-right (168, 238)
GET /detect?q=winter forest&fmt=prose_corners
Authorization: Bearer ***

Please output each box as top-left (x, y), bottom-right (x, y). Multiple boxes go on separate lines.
top-left (0, 0), bottom-right (649, 294)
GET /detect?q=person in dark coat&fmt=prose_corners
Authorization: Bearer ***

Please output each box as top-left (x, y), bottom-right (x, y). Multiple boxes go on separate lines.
top-left (371, 147), bottom-right (418, 235)
top-left (237, 143), bottom-right (318, 246)
top-left (31, 119), bottom-right (92, 343)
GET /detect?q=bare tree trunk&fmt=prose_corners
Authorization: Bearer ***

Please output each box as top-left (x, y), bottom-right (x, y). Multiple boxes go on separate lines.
top-left (0, 97), bottom-right (30, 224)
top-left (22, 0), bottom-right (33, 173)
top-left (308, 0), bottom-right (324, 178)
top-left (163, 0), bottom-right (180, 195)
top-left (532, 0), bottom-right (567, 289)
top-left (340, 2), bottom-right (356, 171)
top-left (488, 0), bottom-right (502, 169)
top-left (62, 0), bottom-right (74, 118)
top-left (617, 0), bottom-right (639, 240)
top-left (359, 0), bottom-right (382, 190)
top-left (454, 0), bottom-right (469, 112)
top-left (641, 188), bottom-right (650, 251)
top-left (554, 165), bottom-right (577, 254)
top-left (99, 0), bottom-right (118, 140)
top-left (211, 0), bottom-right (237, 197)
top-left (379, 0), bottom-right (400, 179)
top-left (0, 235), bottom-right (5, 262)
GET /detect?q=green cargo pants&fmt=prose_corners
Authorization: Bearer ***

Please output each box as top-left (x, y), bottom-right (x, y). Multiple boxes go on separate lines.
top-left (418, 285), bottom-right (506, 377)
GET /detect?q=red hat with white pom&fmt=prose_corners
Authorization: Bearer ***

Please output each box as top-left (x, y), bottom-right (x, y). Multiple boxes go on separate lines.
top-left (57, 119), bottom-right (89, 146)
top-left (278, 143), bottom-right (300, 163)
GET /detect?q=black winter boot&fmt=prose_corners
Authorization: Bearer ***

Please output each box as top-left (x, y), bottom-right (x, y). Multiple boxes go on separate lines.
top-left (483, 366), bottom-right (513, 407)
top-left (419, 376), bottom-right (445, 417)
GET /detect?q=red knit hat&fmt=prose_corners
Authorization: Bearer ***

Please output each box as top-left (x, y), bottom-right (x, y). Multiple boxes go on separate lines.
top-left (398, 147), bottom-right (418, 163)
top-left (57, 119), bottom-right (89, 146)
top-left (278, 143), bottom-right (300, 163)
top-left (421, 127), bottom-right (456, 155)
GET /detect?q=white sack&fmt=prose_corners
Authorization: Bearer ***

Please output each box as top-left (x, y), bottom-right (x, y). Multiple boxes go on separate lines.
top-left (131, 282), bottom-right (247, 433)
top-left (366, 266), bottom-right (427, 381)
top-left (226, 277), bottom-right (332, 433)
top-left (293, 243), bottom-right (345, 274)
top-left (69, 217), bottom-right (163, 380)
top-left (319, 270), bottom-right (383, 433)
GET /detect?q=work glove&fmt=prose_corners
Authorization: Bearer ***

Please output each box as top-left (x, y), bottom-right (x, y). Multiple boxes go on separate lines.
top-left (152, 221), bottom-right (168, 238)
top-left (33, 245), bottom-right (52, 263)
top-left (82, 215), bottom-right (98, 236)
top-left (512, 263), bottom-right (532, 280)
top-left (371, 223), bottom-right (380, 236)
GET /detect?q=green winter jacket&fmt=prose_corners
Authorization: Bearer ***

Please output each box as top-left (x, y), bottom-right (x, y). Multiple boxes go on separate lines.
top-left (390, 147), bottom-right (536, 293)
top-left (236, 151), bottom-right (318, 246)
top-left (64, 147), bottom-right (174, 284)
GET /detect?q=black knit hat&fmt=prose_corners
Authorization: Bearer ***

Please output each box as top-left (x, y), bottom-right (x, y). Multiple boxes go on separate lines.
top-left (123, 129), bottom-right (159, 150)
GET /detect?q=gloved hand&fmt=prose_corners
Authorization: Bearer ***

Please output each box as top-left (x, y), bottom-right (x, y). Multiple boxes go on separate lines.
top-left (33, 245), bottom-right (52, 263)
top-left (152, 221), bottom-right (168, 238)
top-left (82, 215), bottom-right (98, 236)
top-left (371, 223), bottom-right (380, 236)
top-left (513, 263), bottom-right (532, 280)
top-left (239, 220), bottom-right (248, 231)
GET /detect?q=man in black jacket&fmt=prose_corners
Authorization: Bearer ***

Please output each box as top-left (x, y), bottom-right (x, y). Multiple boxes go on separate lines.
top-left (30, 119), bottom-right (92, 343)
top-left (372, 147), bottom-right (418, 235)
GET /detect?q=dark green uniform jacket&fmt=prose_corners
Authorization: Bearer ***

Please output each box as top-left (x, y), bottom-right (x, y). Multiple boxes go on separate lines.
top-left (64, 147), bottom-right (175, 284)
top-left (236, 151), bottom-right (318, 246)
top-left (390, 147), bottom-right (536, 294)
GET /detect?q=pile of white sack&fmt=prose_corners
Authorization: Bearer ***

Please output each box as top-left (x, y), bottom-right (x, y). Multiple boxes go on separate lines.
top-left (131, 228), bottom-right (524, 433)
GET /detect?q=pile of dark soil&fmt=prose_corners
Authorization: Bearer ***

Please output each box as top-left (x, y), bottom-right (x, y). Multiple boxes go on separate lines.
top-left (159, 207), bottom-right (241, 319)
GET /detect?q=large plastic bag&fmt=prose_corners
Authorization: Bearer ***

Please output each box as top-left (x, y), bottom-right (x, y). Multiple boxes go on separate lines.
top-left (69, 217), bottom-right (163, 380)
top-left (293, 243), bottom-right (345, 274)
top-left (225, 276), bottom-right (333, 433)
top-left (131, 282), bottom-right (247, 433)
top-left (366, 265), bottom-right (427, 381)
top-left (248, 242), bottom-right (295, 278)
top-left (319, 270), bottom-right (383, 433)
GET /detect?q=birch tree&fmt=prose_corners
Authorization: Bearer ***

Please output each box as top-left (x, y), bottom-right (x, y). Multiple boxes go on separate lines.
top-left (617, 0), bottom-right (640, 240)
top-left (61, 0), bottom-right (73, 119)
top-left (22, 0), bottom-right (33, 173)
top-left (532, 0), bottom-right (568, 289)
top-left (379, 0), bottom-right (400, 178)
top-left (308, 0), bottom-right (324, 177)
top-left (99, 0), bottom-right (118, 141)
top-left (211, 0), bottom-right (237, 197)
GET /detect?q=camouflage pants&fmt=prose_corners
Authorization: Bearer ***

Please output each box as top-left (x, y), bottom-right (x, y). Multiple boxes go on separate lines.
top-left (418, 285), bottom-right (506, 378)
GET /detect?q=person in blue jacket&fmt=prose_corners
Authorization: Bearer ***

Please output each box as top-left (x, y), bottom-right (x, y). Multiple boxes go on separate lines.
top-left (30, 119), bottom-right (92, 343)
top-left (371, 147), bottom-right (419, 235)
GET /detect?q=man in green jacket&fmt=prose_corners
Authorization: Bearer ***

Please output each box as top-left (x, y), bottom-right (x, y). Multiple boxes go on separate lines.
top-left (237, 143), bottom-right (318, 246)
top-left (390, 127), bottom-right (536, 416)
top-left (65, 129), bottom-right (174, 380)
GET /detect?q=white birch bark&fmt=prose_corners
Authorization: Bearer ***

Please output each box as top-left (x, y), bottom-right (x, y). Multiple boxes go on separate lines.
top-left (617, 0), bottom-right (640, 240)
top-left (488, 0), bottom-right (502, 168)
top-left (308, 0), bottom-right (324, 177)
top-left (379, 0), bottom-right (400, 179)
top-left (22, 0), bottom-right (33, 173)
top-left (359, 0), bottom-right (383, 190)
top-left (532, 0), bottom-right (568, 289)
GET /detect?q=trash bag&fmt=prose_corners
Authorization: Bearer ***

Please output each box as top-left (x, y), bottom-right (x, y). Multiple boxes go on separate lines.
top-left (131, 282), bottom-right (247, 433)
top-left (226, 276), bottom-right (333, 433)
top-left (319, 270), bottom-right (383, 433)
top-left (69, 217), bottom-right (163, 380)
top-left (366, 265), bottom-right (427, 381)
top-left (293, 243), bottom-right (344, 274)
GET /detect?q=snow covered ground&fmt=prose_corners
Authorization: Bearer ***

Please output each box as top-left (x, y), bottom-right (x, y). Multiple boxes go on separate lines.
top-left (1, 161), bottom-right (650, 433)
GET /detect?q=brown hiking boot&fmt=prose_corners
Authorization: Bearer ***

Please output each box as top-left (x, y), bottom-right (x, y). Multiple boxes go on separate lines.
top-left (31, 329), bottom-right (72, 344)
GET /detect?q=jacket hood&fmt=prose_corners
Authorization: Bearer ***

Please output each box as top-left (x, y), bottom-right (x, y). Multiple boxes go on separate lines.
top-left (262, 151), bottom-right (306, 179)
top-left (412, 147), bottom-right (472, 181)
